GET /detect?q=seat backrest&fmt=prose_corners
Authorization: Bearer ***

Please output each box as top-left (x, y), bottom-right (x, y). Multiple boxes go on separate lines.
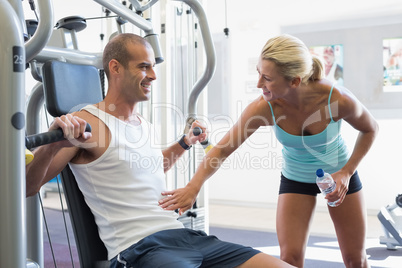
top-left (42, 60), bottom-right (103, 117)
top-left (61, 166), bottom-right (109, 268)
top-left (42, 60), bottom-right (109, 267)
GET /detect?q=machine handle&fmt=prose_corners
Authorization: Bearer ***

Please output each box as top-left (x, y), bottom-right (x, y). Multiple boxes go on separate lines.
top-left (193, 126), bottom-right (213, 153)
top-left (25, 123), bottom-right (91, 150)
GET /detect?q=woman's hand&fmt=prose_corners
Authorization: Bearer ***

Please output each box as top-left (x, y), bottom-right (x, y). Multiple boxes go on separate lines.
top-left (326, 170), bottom-right (351, 207)
top-left (159, 184), bottom-right (200, 215)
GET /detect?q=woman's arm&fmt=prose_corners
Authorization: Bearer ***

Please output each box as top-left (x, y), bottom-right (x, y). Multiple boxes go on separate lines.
top-left (159, 97), bottom-right (272, 214)
top-left (328, 87), bottom-right (379, 205)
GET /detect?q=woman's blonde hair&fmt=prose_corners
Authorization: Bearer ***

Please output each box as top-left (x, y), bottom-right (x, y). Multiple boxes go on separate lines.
top-left (260, 34), bottom-right (324, 84)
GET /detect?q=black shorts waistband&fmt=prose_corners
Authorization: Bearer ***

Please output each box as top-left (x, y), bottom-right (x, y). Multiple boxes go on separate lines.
top-left (279, 171), bottom-right (362, 196)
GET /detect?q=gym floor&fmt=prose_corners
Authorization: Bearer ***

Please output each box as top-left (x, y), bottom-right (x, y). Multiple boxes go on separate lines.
top-left (41, 191), bottom-right (401, 267)
top-left (208, 203), bottom-right (383, 238)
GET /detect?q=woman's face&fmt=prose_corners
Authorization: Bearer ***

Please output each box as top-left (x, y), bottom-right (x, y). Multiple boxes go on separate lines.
top-left (256, 58), bottom-right (292, 102)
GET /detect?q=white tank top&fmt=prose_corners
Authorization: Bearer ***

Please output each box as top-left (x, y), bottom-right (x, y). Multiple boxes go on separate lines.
top-left (69, 105), bottom-right (183, 260)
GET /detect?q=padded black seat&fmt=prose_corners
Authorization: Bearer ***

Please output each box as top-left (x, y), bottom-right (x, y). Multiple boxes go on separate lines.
top-left (42, 60), bottom-right (109, 267)
top-left (61, 166), bottom-right (110, 268)
top-left (42, 60), bottom-right (103, 117)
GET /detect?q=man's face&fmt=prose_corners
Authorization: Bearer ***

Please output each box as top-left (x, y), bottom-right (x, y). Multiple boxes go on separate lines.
top-left (121, 43), bottom-right (156, 102)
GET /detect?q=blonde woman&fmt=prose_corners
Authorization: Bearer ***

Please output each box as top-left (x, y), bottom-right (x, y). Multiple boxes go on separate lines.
top-left (160, 34), bottom-right (378, 268)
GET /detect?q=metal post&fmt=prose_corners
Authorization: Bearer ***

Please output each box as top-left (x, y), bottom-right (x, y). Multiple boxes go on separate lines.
top-left (173, 0), bottom-right (216, 131)
top-left (0, 1), bottom-right (26, 267)
top-left (24, 0), bottom-right (54, 266)
top-left (26, 83), bottom-right (45, 268)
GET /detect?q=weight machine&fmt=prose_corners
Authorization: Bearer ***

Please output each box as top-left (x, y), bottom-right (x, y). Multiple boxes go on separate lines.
top-left (0, 0), bottom-right (216, 267)
top-left (378, 194), bottom-right (402, 250)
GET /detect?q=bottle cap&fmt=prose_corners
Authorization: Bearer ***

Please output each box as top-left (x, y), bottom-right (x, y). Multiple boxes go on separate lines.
top-left (316, 168), bottom-right (324, 177)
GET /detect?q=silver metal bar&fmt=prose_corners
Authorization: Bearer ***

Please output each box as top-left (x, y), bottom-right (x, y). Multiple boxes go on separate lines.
top-left (0, 1), bottom-right (27, 267)
top-left (173, 0), bottom-right (216, 130)
top-left (93, 0), bottom-right (164, 63)
top-left (24, 1), bottom-right (54, 266)
top-left (7, 0), bottom-right (27, 34)
top-left (25, 0), bottom-right (54, 63)
top-left (35, 46), bottom-right (104, 68)
top-left (25, 83), bottom-right (45, 268)
top-left (94, 0), bottom-right (153, 31)
top-left (129, 0), bottom-right (159, 12)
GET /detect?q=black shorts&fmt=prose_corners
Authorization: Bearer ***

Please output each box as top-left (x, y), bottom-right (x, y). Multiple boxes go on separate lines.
top-left (279, 171), bottom-right (362, 196)
top-left (110, 228), bottom-right (260, 268)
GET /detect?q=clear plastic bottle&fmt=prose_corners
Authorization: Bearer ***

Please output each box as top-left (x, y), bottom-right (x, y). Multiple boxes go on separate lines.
top-left (316, 169), bottom-right (339, 207)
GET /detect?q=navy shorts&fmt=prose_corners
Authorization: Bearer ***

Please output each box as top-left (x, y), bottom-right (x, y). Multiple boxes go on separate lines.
top-left (279, 171), bottom-right (362, 196)
top-left (110, 228), bottom-right (260, 268)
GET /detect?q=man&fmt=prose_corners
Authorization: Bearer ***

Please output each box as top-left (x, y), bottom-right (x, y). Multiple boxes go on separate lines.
top-left (26, 33), bottom-right (293, 268)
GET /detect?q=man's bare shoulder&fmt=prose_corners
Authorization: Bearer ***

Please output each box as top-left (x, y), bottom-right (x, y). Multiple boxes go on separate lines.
top-left (70, 109), bottom-right (110, 164)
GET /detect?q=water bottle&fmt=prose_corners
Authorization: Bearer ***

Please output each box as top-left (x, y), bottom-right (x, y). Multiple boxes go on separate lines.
top-left (316, 169), bottom-right (339, 207)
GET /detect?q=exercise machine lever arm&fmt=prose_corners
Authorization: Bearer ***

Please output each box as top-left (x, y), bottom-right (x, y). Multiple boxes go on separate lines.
top-left (174, 0), bottom-right (216, 133)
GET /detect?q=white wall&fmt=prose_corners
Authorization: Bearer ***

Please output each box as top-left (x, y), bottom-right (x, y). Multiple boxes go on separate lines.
top-left (283, 18), bottom-right (402, 110)
top-left (203, 0), bottom-right (402, 213)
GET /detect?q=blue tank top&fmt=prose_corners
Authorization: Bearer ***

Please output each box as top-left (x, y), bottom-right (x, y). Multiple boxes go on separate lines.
top-left (268, 85), bottom-right (349, 183)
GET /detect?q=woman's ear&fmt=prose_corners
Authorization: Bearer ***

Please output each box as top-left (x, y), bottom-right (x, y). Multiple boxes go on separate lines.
top-left (290, 76), bottom-right (301, 88)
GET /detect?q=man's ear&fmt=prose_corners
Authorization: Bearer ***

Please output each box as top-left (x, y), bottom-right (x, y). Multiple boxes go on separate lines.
top-left (109, 59), bottom-right (120, 75)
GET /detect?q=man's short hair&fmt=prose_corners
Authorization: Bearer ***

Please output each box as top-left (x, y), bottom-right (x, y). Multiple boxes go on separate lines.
top-left (102, 33), bottom-right (151, 77)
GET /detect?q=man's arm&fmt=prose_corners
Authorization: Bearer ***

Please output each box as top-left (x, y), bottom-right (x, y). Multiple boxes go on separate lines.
top-left (162, 121), bottom-right (207, 173)
top-left (26, 144), bottom-right (78, 196)
top-left (26, 114), bottom-right (91, 197)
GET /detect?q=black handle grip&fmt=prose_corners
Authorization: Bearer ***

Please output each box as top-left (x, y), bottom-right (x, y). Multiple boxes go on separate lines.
top-left (25, 123), bottom-right (92, 150)
top-left (193, 126), bottom-right (202, 136)
top-left (192, 126), bottom-right (209, 146)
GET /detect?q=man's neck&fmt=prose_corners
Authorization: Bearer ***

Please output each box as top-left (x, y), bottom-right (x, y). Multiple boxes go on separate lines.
top-left (95, 99), bottom-right (141, 125)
